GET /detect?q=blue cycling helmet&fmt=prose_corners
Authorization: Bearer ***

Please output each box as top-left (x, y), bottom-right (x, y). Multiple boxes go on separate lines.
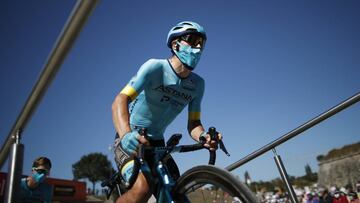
top-left (166, 21), bottom-right (207, 48)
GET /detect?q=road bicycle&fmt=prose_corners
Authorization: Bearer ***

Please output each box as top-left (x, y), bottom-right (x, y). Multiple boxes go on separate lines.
top-left (102, 127), bottom-right (259, 203)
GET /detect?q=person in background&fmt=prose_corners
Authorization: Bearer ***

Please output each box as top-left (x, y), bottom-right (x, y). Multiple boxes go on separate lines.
top-left (319, 188), bottom-right (332, 203)
top-left (333, 191), bottom-right (349, 203)
top-left (305, 192), bottom-right (320, 203)
top-left (347, 191), bottom-right (359, 203)
top-left (20, 156), bottom-right (53, 203)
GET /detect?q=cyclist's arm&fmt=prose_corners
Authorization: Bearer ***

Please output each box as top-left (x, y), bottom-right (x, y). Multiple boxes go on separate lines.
top-left (188, 119), bottom-right (205, 142)
top-left (187, 75), bottom-right (205, 142)
top-left (187, 75), bottom-right (222, 150)
top-left (112, 59), bottom-right (158, 138)
top-left (188, 119), bottom-right (222, 151)
top-left (112, 93), bottom-right (132, 139)
top-left (21, 178), bottom-right (32, 194)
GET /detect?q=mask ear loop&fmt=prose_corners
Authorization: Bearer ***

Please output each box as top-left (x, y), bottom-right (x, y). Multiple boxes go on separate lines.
top-left (170, 40), bottom-right (180, 53)
top-left (175, 39), bottom-right (182, 51)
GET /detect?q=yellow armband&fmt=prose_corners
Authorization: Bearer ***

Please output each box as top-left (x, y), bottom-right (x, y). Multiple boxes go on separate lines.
top-left (189, 112), bottom-right (201, 120)
top-left (120, 85), bottom-right (138, 101)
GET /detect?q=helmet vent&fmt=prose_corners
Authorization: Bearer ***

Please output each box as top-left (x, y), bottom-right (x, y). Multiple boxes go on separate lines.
top-left (173, 26), bottom-right (182, 31)
top-left (182, 22), bottom-right (192, 26)
top-left (186, 28), bottom-right (197, 32)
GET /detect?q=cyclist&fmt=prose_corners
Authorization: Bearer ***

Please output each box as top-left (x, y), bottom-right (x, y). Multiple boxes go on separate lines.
top-left (20, 156), bottom-right (53, 203)
top-left (112, 21), bottom-right (221, 203)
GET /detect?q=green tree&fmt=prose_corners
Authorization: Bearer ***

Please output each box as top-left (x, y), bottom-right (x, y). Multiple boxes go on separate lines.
top-left (305, 164), bottom-right (312, 178)
top-left (304, 164), bottom-right (317, 182)
top-left (250, 180), bottom-right (275, 192)
top-left (72, 152), bottom-right (114, 193)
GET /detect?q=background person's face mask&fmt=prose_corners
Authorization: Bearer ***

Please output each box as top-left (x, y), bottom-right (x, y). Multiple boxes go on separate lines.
top-left (32, 172), bottom-right (46, 184)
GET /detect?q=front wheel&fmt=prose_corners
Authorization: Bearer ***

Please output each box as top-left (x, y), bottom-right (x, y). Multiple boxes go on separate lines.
top-left (173, 165), bottom-right (260, 203)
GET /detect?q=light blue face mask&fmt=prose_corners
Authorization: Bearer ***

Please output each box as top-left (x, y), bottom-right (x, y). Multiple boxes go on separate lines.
top-left (173, 41), bottom-right (202, 70)
top-left (32, 172), bottom-right (46, 184)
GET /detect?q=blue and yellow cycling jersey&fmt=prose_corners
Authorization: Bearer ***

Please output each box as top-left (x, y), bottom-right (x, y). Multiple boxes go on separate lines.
top-left (120, 59), bottom-right (204, 140)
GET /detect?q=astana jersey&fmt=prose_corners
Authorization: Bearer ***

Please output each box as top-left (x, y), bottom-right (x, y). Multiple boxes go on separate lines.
top-left (120, 59), bottom-right (204, 140)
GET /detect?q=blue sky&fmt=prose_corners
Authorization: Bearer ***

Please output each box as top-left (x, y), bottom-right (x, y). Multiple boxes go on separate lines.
top-left (1, 0), bottom-right (359, 187)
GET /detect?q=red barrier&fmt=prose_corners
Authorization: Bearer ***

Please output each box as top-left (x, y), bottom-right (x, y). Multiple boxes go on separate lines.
top-left (0, 172), bottom-right (86, 202)
top-left (0, 172), bottom-right (6, 202)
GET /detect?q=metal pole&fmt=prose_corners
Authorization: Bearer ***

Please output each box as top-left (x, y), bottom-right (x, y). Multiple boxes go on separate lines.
top-left (225, 92), bottom-right (360, 171)
top-left (4, 130), bottom-right (24, 203)
top-left (0, 0), bottom-right (99, 169)
top-left (272, 148), bottom-right (298, 203)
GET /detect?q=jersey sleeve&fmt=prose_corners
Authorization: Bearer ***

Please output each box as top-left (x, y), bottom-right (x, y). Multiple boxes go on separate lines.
top-left (120, 59), bottom-right (159, 101)
top-left (188, 77), bottom-right (205, 120)
top-left (20, 178), bottom-right (32, 197)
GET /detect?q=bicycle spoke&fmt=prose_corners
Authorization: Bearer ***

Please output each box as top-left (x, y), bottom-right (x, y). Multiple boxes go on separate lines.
top-left (182, 183), bottom-right (242, 203)
top-left (173, 165), bottom-right (259, 203)
top-left (201, 189), bottom-right (206, 202)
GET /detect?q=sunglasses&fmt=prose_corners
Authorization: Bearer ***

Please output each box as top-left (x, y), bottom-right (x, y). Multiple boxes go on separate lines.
top-left (33, 167), bottom-right (49, 175)
top-left (180, 34), bottom-right (205, 49)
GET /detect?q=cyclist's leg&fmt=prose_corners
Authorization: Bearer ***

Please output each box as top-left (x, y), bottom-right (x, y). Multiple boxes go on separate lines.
top-left (114, 135), bottom-right (152, 203)
top-left (116, 172), bottom-right (152, 203)
top-left (163, 155), bottom-right (180, 180)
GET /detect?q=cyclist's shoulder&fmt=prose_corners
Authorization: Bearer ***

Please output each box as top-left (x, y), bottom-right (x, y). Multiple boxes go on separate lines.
top-left (141, 58), bottom-right (167, 71)
top-left (188, 72), bottom-right (205, 87)
top-left (189, 72), bottom-right (204, 81)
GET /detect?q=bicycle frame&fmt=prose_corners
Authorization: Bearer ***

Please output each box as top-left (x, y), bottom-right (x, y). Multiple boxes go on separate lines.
top-left (139, 129), bottom-right (229, 202)
top-left (140, 146), bottom-right (178, 203)
top-left (102, 139), bottom-right (203, 201)
top-left (102, 127), bottom-right (229, 202)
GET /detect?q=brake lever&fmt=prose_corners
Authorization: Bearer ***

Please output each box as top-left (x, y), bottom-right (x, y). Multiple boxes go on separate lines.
top-left (106, 187), bottom-right (113, 200)
top-left (208, 127), bottom-right (230, 156)
top-left (219, 140), bottom-right (230, 156)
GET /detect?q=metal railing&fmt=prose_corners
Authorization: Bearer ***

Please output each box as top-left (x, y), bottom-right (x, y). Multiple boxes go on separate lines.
top-left (0, 1), bottom-right (99, 201)
top-left (225, 91), bottom-right (360, 202)
top-left (0, 0), bottom-right (99, 169)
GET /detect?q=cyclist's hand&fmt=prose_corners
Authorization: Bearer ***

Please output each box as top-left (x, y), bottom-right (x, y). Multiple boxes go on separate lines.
top-left (120, 131), bottom-right (150, 155)
top-left (138, 134), bottom-right (150, 146)
top-left (201, 132), bottom-right (222, 151)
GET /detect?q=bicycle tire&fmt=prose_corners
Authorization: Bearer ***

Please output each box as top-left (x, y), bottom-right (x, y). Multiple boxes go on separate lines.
top-left (173, 165), bottom-right (259, 203)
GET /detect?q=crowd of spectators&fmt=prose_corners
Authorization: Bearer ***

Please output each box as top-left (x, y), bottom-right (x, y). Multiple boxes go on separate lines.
top-left (255, 183), bottom-right (360, 203)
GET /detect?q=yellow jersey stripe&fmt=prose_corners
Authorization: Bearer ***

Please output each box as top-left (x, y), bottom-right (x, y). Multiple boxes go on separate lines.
top-left (121, 160), bottom-right (134, 174)
top-left (189, 112), bottom-right (201, 120)
top-left (120, 85), bottom-right (138, 101)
